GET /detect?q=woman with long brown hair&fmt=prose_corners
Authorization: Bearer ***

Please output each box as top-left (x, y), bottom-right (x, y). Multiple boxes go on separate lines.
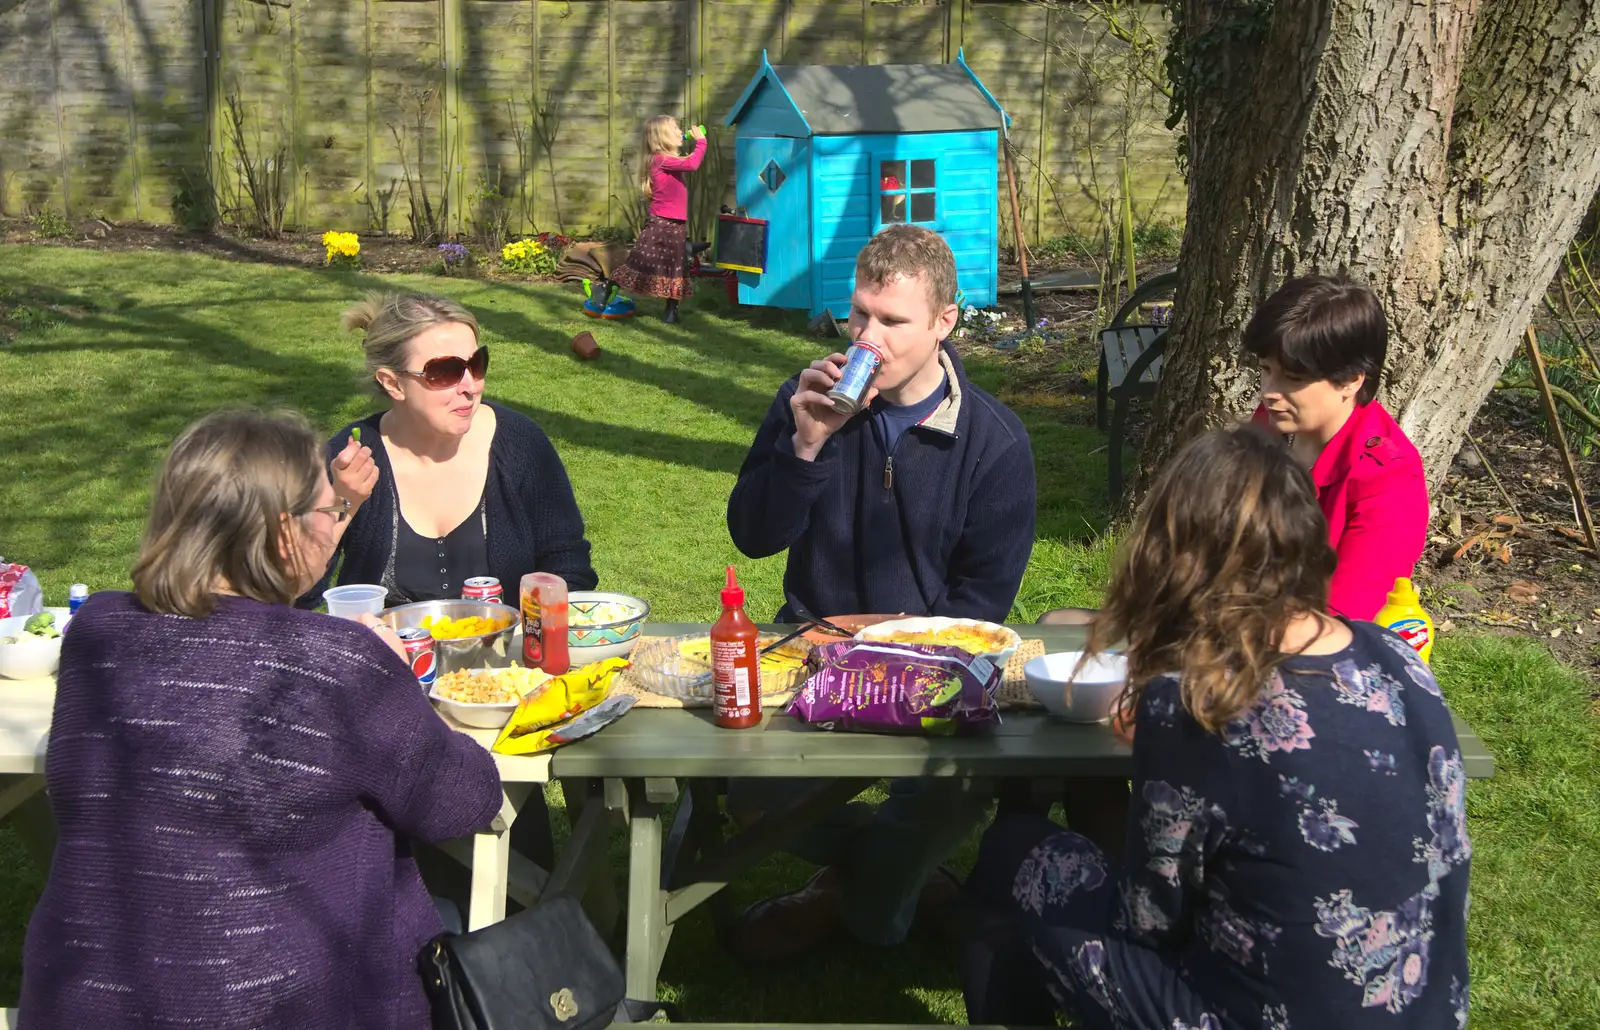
top-left (961, 424), bottom-right (1471, 1030)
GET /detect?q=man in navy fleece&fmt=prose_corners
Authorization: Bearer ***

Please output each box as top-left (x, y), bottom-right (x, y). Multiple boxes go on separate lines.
top-left (723, 224), bottom-right (1036, 960)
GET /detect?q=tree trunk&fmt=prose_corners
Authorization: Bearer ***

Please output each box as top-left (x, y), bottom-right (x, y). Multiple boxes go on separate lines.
top-left (1140, 0), bottom-right (1600, 501)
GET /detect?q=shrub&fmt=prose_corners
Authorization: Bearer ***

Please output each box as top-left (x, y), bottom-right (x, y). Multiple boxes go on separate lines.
top-left (29, 208), bottom-right (72, 240)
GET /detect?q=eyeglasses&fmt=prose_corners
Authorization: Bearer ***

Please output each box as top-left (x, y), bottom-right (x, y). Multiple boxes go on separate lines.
top-left (397, 345), bottom-right (489, 389)
top-left (305, 498), bottom-right (351, 524)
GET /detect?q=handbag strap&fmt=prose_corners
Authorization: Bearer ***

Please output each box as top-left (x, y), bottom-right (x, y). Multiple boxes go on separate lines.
top-left (614, 998), bottom-right (680, 1024)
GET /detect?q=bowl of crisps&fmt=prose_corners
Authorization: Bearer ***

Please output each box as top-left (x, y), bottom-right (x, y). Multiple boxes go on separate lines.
top-left (854, 616), bottom-right (1022, 669)
top-left (430, 665), bottom-right (552, 729)
top-left (567, 591), bottom-right (650, 663)
top-left (381, 599), bottom-right (519, 676)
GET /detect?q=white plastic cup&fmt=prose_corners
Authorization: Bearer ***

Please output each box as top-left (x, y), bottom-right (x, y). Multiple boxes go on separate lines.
top-left (323, 584), bottom-right (387, 620)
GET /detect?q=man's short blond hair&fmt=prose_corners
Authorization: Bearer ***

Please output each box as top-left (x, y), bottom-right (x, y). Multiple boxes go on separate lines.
top-left (855, 224), bottom-right (957, 319)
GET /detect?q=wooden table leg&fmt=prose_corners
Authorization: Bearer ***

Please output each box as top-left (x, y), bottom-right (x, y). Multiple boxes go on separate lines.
top-left (622, 778), bottom-right (669, 1001)
top-left (467, 781), bottom-right (535, 931)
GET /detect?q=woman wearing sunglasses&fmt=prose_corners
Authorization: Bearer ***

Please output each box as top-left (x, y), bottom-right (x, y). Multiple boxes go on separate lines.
top-left (303, 291), bottom-right (597, 609)
top-left (22, 409), bottom-right (503, 1030)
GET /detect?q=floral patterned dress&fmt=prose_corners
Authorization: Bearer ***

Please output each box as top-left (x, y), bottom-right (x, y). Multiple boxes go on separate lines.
top-left (965, 621), bottom-right (1471, 1030)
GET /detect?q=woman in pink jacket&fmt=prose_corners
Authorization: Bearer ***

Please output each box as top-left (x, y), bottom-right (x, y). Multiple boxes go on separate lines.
top-left (1247, 274), bottom-right (1430, 620)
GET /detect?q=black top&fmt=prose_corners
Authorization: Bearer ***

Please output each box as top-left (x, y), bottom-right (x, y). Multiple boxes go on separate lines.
top-left (393, 493), bottom-right (490, 604)
top-left (300, 403), bottom-right (598, 610)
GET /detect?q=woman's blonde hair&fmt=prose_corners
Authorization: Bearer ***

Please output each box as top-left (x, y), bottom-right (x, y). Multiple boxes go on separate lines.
top-left (343, 291), bottom-right (480, 396)
top-left (637, 115), bottom-right (681, 202)
top-left (132, 409), bottom-right (324, 618)
top-left (1087, 422), bottom-right (1338, 732)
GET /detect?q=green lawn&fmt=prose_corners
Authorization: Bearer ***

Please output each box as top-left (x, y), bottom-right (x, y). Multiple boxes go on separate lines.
top-left (1, 246), bottom-right (1597, 1027)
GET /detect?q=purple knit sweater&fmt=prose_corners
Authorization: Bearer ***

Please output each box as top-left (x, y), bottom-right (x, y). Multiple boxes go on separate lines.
top-left (20, 592), bottom-right (503, 1029)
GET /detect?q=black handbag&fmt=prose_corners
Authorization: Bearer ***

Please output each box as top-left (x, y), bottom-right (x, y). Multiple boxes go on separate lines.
top-left (420, 894), bottom-right (676, 1030)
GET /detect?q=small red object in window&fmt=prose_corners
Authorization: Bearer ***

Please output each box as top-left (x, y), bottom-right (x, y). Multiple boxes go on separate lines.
top-left (880, 176), bottom-right (901, 190)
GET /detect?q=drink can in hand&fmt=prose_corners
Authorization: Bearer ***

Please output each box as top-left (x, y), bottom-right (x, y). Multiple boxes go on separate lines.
top-left (398, 627), bottom-right (437, 689)
top-left (826, 342), bottom-right (883, 415)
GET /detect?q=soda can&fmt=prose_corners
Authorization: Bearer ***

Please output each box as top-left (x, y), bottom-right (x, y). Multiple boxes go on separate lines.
top-left (462, 576), bottom-right (503, 604)
top-left (826, 341), bottom-right (884, 415)
top-left (398, 626), bottom-right (437, 689)
top-left (68, 583), bottom-right (89, 613)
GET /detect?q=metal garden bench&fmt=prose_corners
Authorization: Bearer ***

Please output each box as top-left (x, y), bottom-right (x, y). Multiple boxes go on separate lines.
top-left (1096, 270), bottom-right (1177, 504)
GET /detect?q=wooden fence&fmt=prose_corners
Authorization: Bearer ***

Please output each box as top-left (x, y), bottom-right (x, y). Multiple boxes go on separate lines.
top-left (0, 0), bottom-right (1181, 244)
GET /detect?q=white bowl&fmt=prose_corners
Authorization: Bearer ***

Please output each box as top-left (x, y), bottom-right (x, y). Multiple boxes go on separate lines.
top-left (854, 616), bottom-right (1023, 669)
top-left (0, 608), bottom-right (72, 680)
top-left (1024, 651), bottom-right (1128, 723)
top-left (429, 691), bottom-right (520, 730)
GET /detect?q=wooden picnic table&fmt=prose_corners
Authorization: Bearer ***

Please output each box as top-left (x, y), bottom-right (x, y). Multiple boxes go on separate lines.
top-left (545, 622), bottom-right (1496, 1009)
top-left (0, 621), bottom-right (1496, 1028)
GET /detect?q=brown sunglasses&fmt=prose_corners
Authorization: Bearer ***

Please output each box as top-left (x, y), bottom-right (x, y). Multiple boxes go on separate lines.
top-left (397, 345), bottom-right (489, 389)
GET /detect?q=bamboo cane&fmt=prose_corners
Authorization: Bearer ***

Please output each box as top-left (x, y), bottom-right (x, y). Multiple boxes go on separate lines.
top-left (1002, 138), bottom-right (1035, 330)
top-left (1524, 327), bottom-right (1600, 555)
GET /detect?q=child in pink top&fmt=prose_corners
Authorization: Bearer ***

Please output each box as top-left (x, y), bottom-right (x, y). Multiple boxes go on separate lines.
top-left (610, 115), bottom-right (708, 324)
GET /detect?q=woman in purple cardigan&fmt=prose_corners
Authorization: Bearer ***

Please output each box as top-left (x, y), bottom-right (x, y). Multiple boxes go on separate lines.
top-left (21, 410), bottom-right (503, 1030)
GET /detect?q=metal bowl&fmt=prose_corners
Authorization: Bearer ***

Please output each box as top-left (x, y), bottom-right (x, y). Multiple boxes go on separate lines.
top-left (380, 599), bottom-right (520, 675)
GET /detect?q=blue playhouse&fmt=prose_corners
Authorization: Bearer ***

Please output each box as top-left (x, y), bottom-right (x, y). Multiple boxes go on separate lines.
top-left (722, 50), bottom-right (1009, 318)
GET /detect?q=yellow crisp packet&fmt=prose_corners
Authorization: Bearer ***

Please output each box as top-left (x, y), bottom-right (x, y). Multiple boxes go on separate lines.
top-left (493, 695), bottom-right (637, 756)
top-left (492, 657), bottom-right (629, 753)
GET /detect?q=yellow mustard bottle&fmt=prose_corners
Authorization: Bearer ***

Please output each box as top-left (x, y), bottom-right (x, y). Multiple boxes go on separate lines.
top-left (1374, 577), bottom-right (1435, 664)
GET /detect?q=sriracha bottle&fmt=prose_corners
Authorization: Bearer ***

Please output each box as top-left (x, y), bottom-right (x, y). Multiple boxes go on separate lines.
top-left (711, 565), bottom-right (761, 729)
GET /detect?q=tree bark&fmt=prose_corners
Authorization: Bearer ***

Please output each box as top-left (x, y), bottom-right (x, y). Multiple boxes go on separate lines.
top-left (1140, 0), bottom-right (1600, 501)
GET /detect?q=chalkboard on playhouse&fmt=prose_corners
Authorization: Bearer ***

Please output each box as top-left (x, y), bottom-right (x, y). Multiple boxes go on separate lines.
top-left (715, 214), bottom-right (768, 274)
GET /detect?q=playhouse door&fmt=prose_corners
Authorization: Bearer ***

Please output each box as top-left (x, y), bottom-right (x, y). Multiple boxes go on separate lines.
top-left (733, 136), bottom-right (811, 310)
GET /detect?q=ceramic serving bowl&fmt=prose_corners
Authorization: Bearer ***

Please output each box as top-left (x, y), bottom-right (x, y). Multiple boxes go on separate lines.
top-left (0, 608), bottom-right (71, 680)
top-left (380, 599), bottom-right (519, 676)
top-left (1024, 651), bottom-right (1129, 723)
top-left (567, 591), bottom-right (651, 664)
top-left (854, 616), bottom-right (1023, 669)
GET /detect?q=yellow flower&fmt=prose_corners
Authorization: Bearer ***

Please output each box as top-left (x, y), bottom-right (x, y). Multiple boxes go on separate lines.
top-left (322, 230), bottom-right (360, 263)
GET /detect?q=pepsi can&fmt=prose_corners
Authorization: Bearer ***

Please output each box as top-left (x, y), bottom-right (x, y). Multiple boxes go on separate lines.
top-left (827, 341), bottom-right (884, 415)
top-left (68, 583), bottom-right (89, 613)
top-left (462, 576), bottom-right (503, 604)
top-left (398, 626), bottom-right (437, 689)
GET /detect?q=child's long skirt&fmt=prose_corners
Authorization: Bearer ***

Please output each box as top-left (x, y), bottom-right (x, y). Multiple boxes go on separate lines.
top-left (613, 215), bottom-right (691, 299)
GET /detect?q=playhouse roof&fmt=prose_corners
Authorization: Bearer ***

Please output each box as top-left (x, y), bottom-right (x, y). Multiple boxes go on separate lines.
top-left (726, 51), bottom-right (1009, 136)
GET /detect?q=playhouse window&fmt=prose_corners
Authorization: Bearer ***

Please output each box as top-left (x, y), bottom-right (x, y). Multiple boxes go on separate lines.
top-left (879, 159), bottom-right (936, 225)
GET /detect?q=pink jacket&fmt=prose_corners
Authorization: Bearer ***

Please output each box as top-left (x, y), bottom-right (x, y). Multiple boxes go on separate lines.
top-left (1253, 401), bottom-right (1429, 620)
top-left (648, 136), bottom-right (707, 221)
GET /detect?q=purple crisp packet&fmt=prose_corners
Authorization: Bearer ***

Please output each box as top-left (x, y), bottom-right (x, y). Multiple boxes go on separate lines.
top-left (785, 641), bottom-right (1001, 736)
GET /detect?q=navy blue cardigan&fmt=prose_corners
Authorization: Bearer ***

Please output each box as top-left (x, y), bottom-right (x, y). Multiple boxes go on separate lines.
top-left (300, 402), bottom-right (597, 608)
top-left (727, 347), bottom-right (1035, 623)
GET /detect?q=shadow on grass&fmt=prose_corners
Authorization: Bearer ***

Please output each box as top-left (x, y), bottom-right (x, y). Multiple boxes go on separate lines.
top-left (0, 262), bottom-right (814, 481)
